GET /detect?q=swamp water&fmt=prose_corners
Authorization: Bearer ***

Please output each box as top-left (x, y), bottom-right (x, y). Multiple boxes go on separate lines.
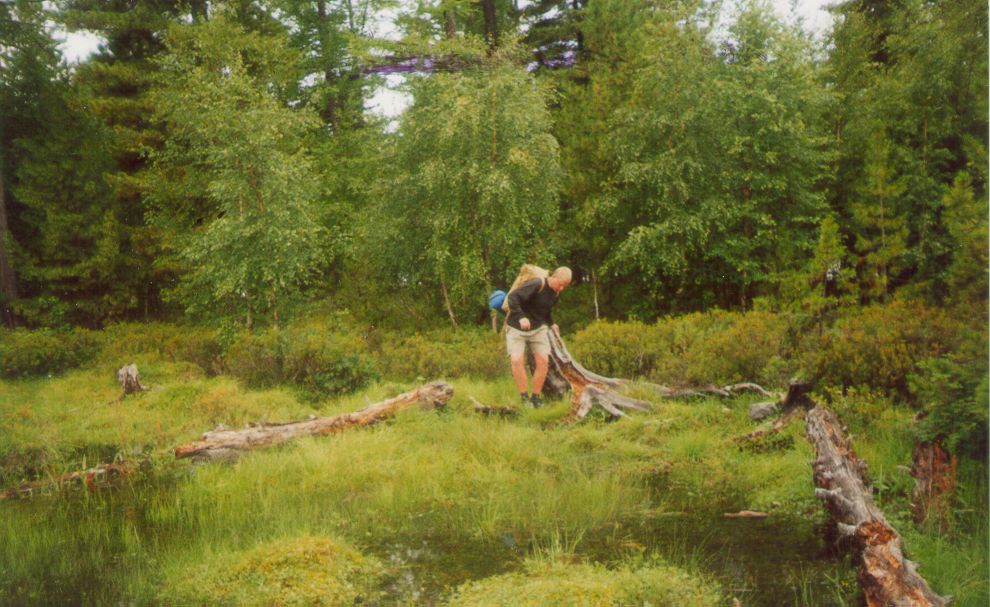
top-left (0, 471), bottom-right (858, 606)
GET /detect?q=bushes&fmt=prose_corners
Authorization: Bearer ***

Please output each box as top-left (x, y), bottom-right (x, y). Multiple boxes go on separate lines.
top-left (161, 535), bottom-right (384, 606)
top-left (806, 300), bottom-right (959, 398)
top-left (375, 327), bottom-right (505, 381)
top-left (570, 311), bottom-right (796, 387)
top-left (447, 559), bottom-right (719, 606)
top-left (100, 323), bottom-right (222, 374)
top-left (0, 328), bottom-right (100, 378)
top-left (225, 320), bottom-right (379, 400)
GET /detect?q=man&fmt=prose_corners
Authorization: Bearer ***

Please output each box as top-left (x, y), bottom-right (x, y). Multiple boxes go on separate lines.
top-left (505, 266), bottom-right (572, 407)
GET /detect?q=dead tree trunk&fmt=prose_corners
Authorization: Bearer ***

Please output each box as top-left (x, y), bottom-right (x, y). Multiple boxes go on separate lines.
top-left (174, 381), bottom-right (453, 461)
top-left (806, 406), bottom-right (950, 606)
top-left (117, 364), bottom-right (147, 395)
top-left (910, 439), bottom-right (956, 531)
top-left (547, 331), bottom-right (652, 419)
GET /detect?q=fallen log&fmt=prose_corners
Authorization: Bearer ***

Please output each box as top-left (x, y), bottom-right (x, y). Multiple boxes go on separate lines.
top-left (547, 331), bottom-right (652, 420)
top-left (0, 460), bottom-right (142, 501)
top-left (174, 381), bottom-right (453, 460)
top-left (807, 405), bottom-right (950, 606)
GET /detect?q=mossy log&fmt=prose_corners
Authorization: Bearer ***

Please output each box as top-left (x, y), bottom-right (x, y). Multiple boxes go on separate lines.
top-left (174, 381), bottom-right (454, 461)
top-left (547, 331), bottom-right (653, 419)
top-left (806, 406), bottom-right (950, 607)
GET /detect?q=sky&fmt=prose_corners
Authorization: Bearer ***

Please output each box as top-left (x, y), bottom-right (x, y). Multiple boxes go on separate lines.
top-left (57, 0), bottom-right (837, 119)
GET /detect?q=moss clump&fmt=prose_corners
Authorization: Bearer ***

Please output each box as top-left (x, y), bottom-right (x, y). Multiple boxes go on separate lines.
top-left (447, 560), bottom-right (720, 607)
top-left (161, 535), bottom-right (383, 606)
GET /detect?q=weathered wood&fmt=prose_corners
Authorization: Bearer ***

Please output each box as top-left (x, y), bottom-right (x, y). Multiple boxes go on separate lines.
top-left (723, 510), bottom-right (769, 519)
top-left (910, 439), bottom-right (956, 531)
top-left (117, 363), bottom-right (147, 395)
top-left (174, 381), bottom-right (454, 460)
top-left (547, 331), bottom-right (653, 419)
top-left (0, 461), bottom-right (140, 501)
top-left (807, 405), bottom-right (950, 607)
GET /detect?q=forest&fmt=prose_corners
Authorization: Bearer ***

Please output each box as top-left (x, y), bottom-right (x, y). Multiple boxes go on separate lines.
top-left (0, 0), bottom-right (987, 605)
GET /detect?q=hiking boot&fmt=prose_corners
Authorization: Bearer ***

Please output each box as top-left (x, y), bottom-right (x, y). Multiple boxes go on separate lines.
top-left (520, 393), bottom-right (531, 405)
top-left (530, 393), bottom-right (544, 408)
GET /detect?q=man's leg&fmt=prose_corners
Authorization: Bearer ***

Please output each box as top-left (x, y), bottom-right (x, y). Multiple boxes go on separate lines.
top-left (531, 353), bottom-right (549, 395)
top-left (510, 353), bottom-right (529, 395)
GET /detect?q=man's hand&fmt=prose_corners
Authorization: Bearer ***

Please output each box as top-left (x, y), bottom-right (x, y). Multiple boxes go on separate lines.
top-left (520, 317), bottom-right (531, 330)
top-left (552, 323), bottom-right (560, 335)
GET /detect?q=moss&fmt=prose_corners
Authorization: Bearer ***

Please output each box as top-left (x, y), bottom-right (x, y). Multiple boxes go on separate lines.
top-left (161, 535), bottom-right (384, 606)
top-left (447, 560), bottom-right (720, 606)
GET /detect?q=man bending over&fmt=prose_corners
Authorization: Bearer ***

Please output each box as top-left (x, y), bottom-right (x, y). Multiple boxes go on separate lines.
top-left (505, 266), bottom-right (572, 407)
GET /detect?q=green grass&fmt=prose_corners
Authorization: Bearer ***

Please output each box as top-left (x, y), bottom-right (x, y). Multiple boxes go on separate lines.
top-left (0, 337), bottom-right (986, 606)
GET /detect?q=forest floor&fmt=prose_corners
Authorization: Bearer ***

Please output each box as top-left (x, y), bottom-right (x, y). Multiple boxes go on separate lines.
top-left (0, 347), bottom-right (987, 605)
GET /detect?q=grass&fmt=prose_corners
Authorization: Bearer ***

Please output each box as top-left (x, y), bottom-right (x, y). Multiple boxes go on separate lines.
top-left (0, 335), bottom-right (986, 605)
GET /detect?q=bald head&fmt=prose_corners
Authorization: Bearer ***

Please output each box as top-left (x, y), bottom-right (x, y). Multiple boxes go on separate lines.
top-left (549, 266), bottom-right (572, 293)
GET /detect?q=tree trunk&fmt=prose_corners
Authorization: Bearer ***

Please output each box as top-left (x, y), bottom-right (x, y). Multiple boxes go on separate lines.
top-left (0, 145), bottom-right (18, 328)
top-left (444, 9), bottom-right (456, 39)
top-left (440, 277), bottom-right (458, 328)
top-left (806, 406), bottom-right (949, 607)
top-left (174, 382), bottom-right (453, 460)
top-left (316, 0), bottom-right (339, 128)
top-left (480, 0), bottom-right (498, 50)
top-left (591, 268), bottom-right (600, 321)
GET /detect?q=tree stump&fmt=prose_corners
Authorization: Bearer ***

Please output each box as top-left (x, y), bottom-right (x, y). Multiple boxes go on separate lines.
top-left (910, 439), bottom-right (956, 531)
top-left (117, 363), bottom-right (147, 395)
top-left (546, 331), bottom-right (652, 419)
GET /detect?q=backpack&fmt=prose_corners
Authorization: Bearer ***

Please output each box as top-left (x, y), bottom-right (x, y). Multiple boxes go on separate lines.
top-left (500, 264), bottom-right (549, 314)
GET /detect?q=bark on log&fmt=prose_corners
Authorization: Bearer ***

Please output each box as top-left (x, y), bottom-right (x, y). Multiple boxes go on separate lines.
top-left (910, 439), bottom-right (956, 531)
top-left (806, 406), bottom-right (950, 606)
top-left (117, 363), bottom-right (147, 395)
top-left (174, 381), bottom-right (454, 460)
top-left (547, 331), bottom-right (652, 419)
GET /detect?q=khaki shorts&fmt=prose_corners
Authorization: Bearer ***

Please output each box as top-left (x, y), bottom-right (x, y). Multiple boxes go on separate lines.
top-left (506, 325), bottom-right (551, 357)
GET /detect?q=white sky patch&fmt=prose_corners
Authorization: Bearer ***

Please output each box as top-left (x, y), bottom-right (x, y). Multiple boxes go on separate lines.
top-left (56, 1), bottom-right (835, 121)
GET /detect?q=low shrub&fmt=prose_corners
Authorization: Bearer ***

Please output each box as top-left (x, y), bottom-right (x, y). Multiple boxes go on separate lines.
top-left (160, 535), bottom-right (384, 606)
top-left (0, 328), bottom-right (100, 379)
top-left (447, 559), bottom-right (719, 606)
top-left (570, 311), bottom-right (797, 388)
top-left (805, 300), bottom-right (959, 398)
top-left (376, 327), bottom-right (504, 380)
top-left (224, 329), bottom-right (286, 388)
top-left (224, 319), bottom-right (379, 399)
top-left (99, 323), bottom-right (222, 374)
top-left (282, 329), bottom-right (379, 399)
